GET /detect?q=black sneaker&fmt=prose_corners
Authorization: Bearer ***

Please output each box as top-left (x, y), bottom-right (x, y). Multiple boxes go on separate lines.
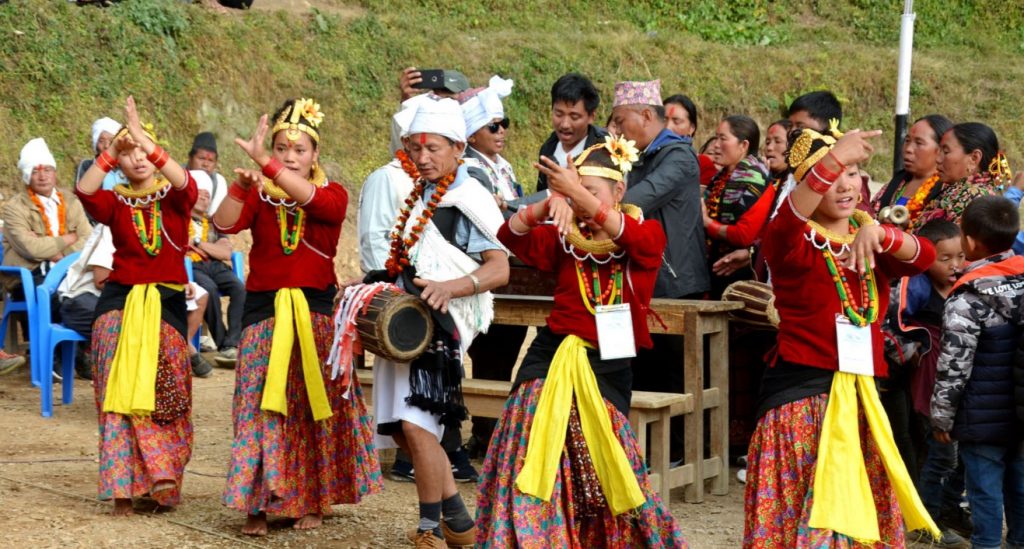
top-left (389, 458), bottom-right (415, 482)
top-left (907, 527), bottom-right (968, 548)
top-left (940, 506), bottom-right (974, 537)
top-left (462, 434), bottom-right (489, 460)
top-left (449, 448), bottom-right (479, 483)
top-left (191, 353), bottom-right (213, 378)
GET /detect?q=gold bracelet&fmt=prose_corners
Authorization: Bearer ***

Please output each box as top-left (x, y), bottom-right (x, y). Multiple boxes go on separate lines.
top-left (467, 273), bottom-right (481, 295)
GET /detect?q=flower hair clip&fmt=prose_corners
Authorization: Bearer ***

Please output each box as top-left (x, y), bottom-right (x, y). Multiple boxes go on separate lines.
top-left (602, 135), bottom-right (640, 175)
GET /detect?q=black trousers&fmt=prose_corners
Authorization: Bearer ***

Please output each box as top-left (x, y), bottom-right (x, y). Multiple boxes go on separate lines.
top-left (192, 260), bottom-right (245, 350)
top-left (467, 325), bottom-right (529, 442)
top-left (58, 293), bottom-right (98, 341)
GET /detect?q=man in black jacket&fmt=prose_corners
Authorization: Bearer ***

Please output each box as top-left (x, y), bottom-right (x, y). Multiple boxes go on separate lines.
top-left (536, 73), bottom-right (607, 192)
top-left (612, 79), bottom-right (708, 462)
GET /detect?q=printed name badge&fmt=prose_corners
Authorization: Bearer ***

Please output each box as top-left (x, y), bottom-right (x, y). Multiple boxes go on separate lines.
top-left (835, 314), bottom-right (874, 376)
top-left (595, 304), bottom-right (636, 360)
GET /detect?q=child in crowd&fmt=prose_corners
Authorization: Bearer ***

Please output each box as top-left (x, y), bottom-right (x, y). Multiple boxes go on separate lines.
top-left (883, 219), bottom-right (969, 546)
top-left (931, 195), bottom-right (1024, 549)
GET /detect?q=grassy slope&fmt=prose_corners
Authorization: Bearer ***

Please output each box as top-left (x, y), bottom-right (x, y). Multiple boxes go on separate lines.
top-left (1, 0), bottom-right (1023, 196)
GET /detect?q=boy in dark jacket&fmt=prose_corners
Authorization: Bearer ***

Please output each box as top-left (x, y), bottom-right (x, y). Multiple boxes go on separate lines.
top-left (884, 219), bottom-right (968, 546)
top-left (931, 195), bottom-right (1024, 549)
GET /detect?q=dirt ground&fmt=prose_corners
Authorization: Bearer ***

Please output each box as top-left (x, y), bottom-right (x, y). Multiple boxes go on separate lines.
top-left (0, 362), bottom-right (746, 548)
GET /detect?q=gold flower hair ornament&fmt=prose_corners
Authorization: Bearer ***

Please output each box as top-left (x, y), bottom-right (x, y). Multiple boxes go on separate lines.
top-left (788, 118), bottom-right (844, 182)
top-left (272, 97), bottom-right (323, 144)
top-left (988, 151), bottom-right (1013, 182)
top-left (574, 135), bottom-right (640, 182)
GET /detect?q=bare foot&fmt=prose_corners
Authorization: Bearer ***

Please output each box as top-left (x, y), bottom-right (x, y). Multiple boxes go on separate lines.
top-left (293, 513), bottom-right (322, 530)
top-left (242, 513), bottom-right (268, 536)
top-left (111, 498), bottom-right (133, 516)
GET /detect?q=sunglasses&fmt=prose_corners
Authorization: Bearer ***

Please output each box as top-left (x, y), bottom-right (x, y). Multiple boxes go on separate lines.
top-left (486, 118), bottom-right (510, 133)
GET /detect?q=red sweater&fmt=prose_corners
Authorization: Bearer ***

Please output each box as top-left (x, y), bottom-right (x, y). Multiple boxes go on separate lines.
top-left (215, 182), bottom-right (347, 292)
top-left (763, 197), bottom-right (935, 376)
top-left (75, 174), bottom-right (198, 285)
top-left (498, 215), bottom-right (666, 350)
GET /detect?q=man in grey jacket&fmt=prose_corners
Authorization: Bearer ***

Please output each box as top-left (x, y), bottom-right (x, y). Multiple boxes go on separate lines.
top-left (612, 79), bottom-right (708, 462)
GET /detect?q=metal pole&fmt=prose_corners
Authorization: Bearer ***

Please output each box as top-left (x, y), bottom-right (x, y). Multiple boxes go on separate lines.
top-left (893, 0), bottom-right (916, 175)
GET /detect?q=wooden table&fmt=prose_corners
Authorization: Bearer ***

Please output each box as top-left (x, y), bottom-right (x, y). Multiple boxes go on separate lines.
top-left (492, 295), bottom-right (742, 503)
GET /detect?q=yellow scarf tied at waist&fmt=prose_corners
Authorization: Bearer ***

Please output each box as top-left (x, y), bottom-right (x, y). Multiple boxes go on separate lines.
top-left (260, 288), bottom-right (332, 421)
top-left (103, 283), bottom-right (183, 416)
top-left (515, 335), bottom-right (644, 515)
top-left (809, 371), bottom-right (940, 542)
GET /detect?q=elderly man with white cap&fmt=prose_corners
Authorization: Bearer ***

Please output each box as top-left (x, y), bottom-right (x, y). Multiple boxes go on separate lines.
top-left (370, 95), bottom-right (508, 549)
top-left (75, 117), bottom-right (127, 194)
top-left (3, 138), bottom-right (92, 289)
top-left (186, 170), bottom-right (244, 367)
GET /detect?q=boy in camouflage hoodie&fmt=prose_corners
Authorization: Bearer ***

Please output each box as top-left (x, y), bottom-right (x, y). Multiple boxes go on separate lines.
top-left (931, 195), bottom-right (1024, 549)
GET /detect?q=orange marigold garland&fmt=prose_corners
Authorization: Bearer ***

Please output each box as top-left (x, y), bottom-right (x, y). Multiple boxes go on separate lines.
top-left (899, 173), bottom-right (941, 220)
top-left (385, 158), bottom-right (460, 278)
top-left (188, 217), bottom-right (210, 261)
top-left (28, 189), bottom-right (67, 237)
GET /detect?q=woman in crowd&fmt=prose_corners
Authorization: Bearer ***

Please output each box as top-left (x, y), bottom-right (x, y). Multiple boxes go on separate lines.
top-left (744, 124), bottom-right (940, 547)
top-left (909, 122), bottom-right (1009, 231)
top-left (460, 76), bottom-right (521, 215)
top-left (475, 136), bottom-right (686, 547)
top-left (75, 96), bottom-right (197, 515)
top-left (701, 114), bottom-right (769, 297)
top-left (872, 115), bottom-right (953, 227)
top-left (214, 98), bottom-right (380, 535)
top-left (664, 94), bottom-right (698, 139)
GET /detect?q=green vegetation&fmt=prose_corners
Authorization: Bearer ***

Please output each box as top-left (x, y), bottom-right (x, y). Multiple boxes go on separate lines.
top-left (1, 0), bottom-right (1023, 196)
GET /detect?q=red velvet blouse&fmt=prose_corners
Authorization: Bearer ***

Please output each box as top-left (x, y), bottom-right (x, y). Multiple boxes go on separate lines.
top-left (498, 214), bottom-right (667, 350)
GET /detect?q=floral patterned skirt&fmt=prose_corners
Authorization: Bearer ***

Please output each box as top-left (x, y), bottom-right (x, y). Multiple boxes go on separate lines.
top-left (475, 378), bottom-right (687, 548)
top-left (92, 310), bottom-right (192, 507)
top-left (222, 313), bottom-right (382, 518)
top-left (742, 394), bottom-right (906, 548)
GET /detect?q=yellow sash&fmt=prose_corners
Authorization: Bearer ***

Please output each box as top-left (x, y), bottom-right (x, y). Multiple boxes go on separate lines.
top-left (260, 288), bottom-right (332, 421)
top-left (103, 283), bottom-right (182, 416)
top-left (515, 335), bottom-right (644, 515)
top-left (809, 372), bottom-right (940, 541)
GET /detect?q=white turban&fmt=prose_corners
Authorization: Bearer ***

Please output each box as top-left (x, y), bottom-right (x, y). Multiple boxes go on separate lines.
top-left (394, 95), bottom-right (466, 144)
top-left (461, 75), bottom-right (514, 137)
top-left (190, 169), bottom-right (214, 196)
top-left (91, 117), bottom-right (121, 152)
top-left (389, 93), bottom-right (436, 154)
top-left (18, 138), bottom-right (57, 185)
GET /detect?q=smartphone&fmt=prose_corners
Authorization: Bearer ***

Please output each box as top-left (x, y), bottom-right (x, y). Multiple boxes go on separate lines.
top-left (411, 69), bottom-right (446, 90)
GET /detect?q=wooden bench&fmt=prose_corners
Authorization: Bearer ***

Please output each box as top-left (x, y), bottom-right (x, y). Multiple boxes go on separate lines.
top-left (356, 369), bottom-right (689, 499)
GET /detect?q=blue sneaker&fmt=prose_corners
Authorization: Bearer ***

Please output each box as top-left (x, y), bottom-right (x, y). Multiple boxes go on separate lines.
top-left (389, 458), bottom-right (415, 482)
top-left (448, 448), bottom-right (479, 483)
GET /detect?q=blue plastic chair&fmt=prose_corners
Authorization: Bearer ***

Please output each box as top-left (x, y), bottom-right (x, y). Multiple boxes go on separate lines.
top-left (0, 240), bottom-right (40, 385)
top-left (35, 252), bottom-right (85, 417)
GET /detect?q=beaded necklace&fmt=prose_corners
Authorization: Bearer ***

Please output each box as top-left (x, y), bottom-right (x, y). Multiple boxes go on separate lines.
top-left (28, 189), bottom-right (66, 237)
top-left (385, 159), bottom-right (459, 277)
top-left (132, 200), bottom-right (162, 256)
top-left (572, 224), bottom-right (624, 315)
top-left (115, 179), bottom-right (170, 255)
top-left (257, 165), bottom-right (327, 254)
top-left (816, 216), bottom-right (879, 327)
top-left (894, 173), bottom-right (940, 220)
top-left (277, 207), bottom-right (305, 255)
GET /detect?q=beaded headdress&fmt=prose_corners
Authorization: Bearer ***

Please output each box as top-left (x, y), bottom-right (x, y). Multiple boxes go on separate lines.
top-left (574, 135), bottom-right (640, 183)
top-left (787, 119), bottom-right (843, 182)
top-left (272, 98), bottom-right (324, 144)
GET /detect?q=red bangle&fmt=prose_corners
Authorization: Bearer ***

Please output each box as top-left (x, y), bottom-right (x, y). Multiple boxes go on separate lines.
top-left (517, 205), bottom-right (538, 227)
top-left (881, 225), bottom-right (905, 254)
top-left (146, 146), bottom-right (169, 170)
top-left (261, 158), bottom-right (285, 180)
top-left (228, 183), bottom-right (251, 202)
top-left (95, 150), bottom-right (117, 173)
top-left (805, 168), bottom-right (834, 194)
top-left (593, 203), bottom-right (611, 225)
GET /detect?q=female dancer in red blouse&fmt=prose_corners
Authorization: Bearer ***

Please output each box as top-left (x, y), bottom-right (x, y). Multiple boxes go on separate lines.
top-left (76, 96), bottom-right (197, 516)
top-left (214, 99), bottom-right (380, 535)
top-left (744, 125), bottom-right (941, 547)
top-left (475, 138), bottom-right (686, 547)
